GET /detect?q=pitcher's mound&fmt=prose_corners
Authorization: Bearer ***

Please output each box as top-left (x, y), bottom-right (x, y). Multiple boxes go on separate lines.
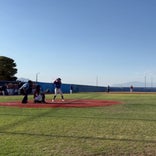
top-left (0, 99), bottom-right (121, 108)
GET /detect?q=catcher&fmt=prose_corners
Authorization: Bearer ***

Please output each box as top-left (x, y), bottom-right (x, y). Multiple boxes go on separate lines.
top-left (34, 85), bottom-right (46, 103)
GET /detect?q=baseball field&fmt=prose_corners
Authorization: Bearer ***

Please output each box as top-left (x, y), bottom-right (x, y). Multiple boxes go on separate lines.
top-left (0, 92), bottom-right (156, 156)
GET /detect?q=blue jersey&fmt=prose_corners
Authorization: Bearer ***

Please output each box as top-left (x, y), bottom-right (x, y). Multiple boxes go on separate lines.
top-left (54, 80), bottom-right (61, 89)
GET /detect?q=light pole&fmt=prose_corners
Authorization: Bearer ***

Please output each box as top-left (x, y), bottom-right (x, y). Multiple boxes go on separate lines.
top-left (144, 75), bottom-right (146, 89)
top-left (151, 76), bottom-right (153, 88)
top-left (96, 76), bottom-right (98, 86)
top-left (36, 72), bottom-right (40, 82)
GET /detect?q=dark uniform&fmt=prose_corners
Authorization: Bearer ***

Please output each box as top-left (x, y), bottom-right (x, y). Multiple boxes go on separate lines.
top-left (52, 78), bottom-right (64, 102)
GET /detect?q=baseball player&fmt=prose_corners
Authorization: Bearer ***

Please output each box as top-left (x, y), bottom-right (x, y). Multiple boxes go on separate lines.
top-left (34, 85), bottom-right (46, 103)
top-left (52, 78), bottom-right (64, 102)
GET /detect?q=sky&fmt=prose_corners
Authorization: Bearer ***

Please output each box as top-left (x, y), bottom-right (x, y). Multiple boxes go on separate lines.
top-left (0, 0), bottom-right (156, 86)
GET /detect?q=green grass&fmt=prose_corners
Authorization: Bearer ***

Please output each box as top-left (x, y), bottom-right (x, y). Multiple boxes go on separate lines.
top-left (0, 93), bottom-right (156, 156)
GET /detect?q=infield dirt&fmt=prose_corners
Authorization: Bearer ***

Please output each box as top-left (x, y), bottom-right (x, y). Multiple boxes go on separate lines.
top-left (0, 99), bottom-right (122, 108)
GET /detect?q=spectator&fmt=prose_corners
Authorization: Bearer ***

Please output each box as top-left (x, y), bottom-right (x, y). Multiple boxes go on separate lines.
top-left (130, 85), bottom-right (134, 92)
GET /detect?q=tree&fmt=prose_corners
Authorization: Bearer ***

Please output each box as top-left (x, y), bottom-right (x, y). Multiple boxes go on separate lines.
top-left (0, 56), bottom-right (18, 81)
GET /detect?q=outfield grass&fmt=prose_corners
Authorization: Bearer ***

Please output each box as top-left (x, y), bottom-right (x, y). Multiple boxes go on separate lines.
top-left (0, 93), bottom-right (156, 156)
